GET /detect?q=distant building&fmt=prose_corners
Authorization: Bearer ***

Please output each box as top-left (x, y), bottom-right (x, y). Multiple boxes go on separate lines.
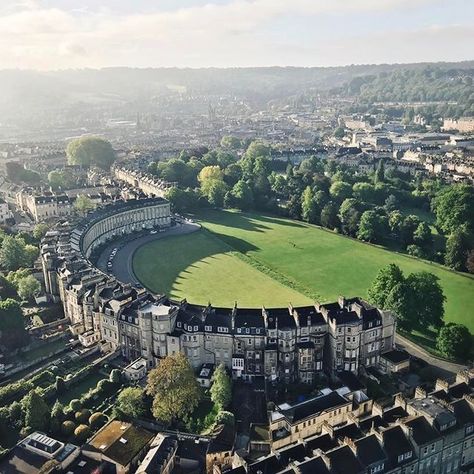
top-left (443, 117), bottom-right (474, 133)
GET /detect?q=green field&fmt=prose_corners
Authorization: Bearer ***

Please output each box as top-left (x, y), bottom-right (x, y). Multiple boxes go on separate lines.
top-left (133, 210), bottom-right (474, 331)
top-left (133, 230), bottom-right (311, 307)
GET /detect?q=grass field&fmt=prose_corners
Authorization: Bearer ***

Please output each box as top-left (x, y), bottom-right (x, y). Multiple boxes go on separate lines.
top-left (133, 230), bottom-right (311, 307)
top-left (133, 209), bottom-right (474, 331)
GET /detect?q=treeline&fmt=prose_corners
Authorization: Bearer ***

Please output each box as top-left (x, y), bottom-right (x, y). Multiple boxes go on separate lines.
top-left (337, 66), bottom-right (474, 118)
top-left (156, 140), bottom-right (474, 274)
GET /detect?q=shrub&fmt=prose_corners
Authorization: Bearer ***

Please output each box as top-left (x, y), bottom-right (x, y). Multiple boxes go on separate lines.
top-left (109, 369), bottom-right (122, 384)
top-left (215, 411), bottom-right (235, 427)
top-left (89, 412), bottom-right (107, 429)
top-left (97, 379), bottom-right (114, 394)
top-left (74, 424), bottom-right (91, 442)
top-left (55, 376), bottom-right (66, 394)
top-left (75, 409), bottom-right (91, 424)
top-left (69, 399), bottom-right (82, 412)
top-left (61, 420), bottom-right (76, 436)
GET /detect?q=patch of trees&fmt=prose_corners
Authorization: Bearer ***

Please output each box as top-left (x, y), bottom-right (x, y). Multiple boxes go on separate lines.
top-left (5, 162), bottom-right (41, 185)
top-left (338, 66), bottom-right (474, 118)
top-left (66, 136), bottom-right (116, 170)
top-left (368, 264), bottom-right (445, 332)
top-left (146, 352), bottom-right (201, 426)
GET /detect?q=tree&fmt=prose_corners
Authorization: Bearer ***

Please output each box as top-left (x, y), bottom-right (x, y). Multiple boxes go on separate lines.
top-left (0, 236), bottom-right (31, 271)
top-left (115, 387), bottom-right (146, 419)
top-left (89, 412), bottom-right (107, 429)
top-left (48, 169), bottom-right (76, 190)
top-left (75, 409), bottom-right (92, 424)
top-left (230, 180), bottom-right (254, 210)
top-left (413, 222), bottom-right (432, 250)
top-left (374, 160), bottom-right (385, 184)
top-left (329, 181), bottom-right (352, 202)
top-left (69, 399), bottom-right (82, 412)
top-left (287, 194), bottom-right (301, 220)
top-left (165, 187), bottom-right (200, 213)
top-left (0, 298), bottom-right (26, 350)
top-left (334, 126), bottom-right (345, 138)
top-left (61, 420), bottom-right (76, 436)
top-left (210, 364), bottom-right (232, 410)
top-left (384, 281), bottom-right (413, 331)
top-left (339, 198), bottom-right (360, 236)
top-left (66, 136), bottom-right (115, 170)
top-left (433, 184), bottom-right (474, 235)
top-left (206, 180), bottom-right (229, 208)
top-left (22, 390), bottom-right (50, 432)
top-left (198, 166), bottom-right (224, 186)
top-left (445, 229), bottom-right (469, 271)
top-left (220, 135), bottom-right (241, 150)
top-left (320, 202), bottom-right (339, 229)
top-left (406, 271), bottom-right (445, 329)
top-left (0, 274), bottom-right (18, 300)
top-left (467, 250), bottom-right (474, 274)
top-left (357, 210), bottom-right (387, 243)
top-left (146, 353), bottom-right (201, 425)
top-left (384, 194), bottom-right (397, 212)
top-left (32, 224), bottom-right (49, 241)
top-left (109, 369), bottom-right (122, 383)
top-left (367, 264), bottom-right (405, 308)
top-left (74, 195), bottom-right (96, 215)
top-left (388, 210), bottom-right (404, 234)
top-left (437, 323), bottom-right (472, 360)
top-left (300, 187), bottom-right (319, 224)
top-left (215, 411), bottom-right (235, 426)
top-left (17, 274), bottom-right (40, 301)
top-left (55, 377), bottom-right (66, 394)
top-left (51, 400), bottom-right (65, 421)
top-left (352, 182), bottom-right (379, 204)
top-left (74, 424), bottom-right (91, 442)
top-left (399, 215), bottom-right (421, 246)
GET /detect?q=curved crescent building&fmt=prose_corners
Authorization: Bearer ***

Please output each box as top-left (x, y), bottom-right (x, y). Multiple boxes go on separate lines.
top-left (41, 198), bottom-right (396, 386)
top-left (69, 197), bottom-right (171, 258)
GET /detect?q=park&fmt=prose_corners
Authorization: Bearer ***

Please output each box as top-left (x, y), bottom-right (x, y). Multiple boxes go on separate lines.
top-left (132, 209), bottom-right (474, 331)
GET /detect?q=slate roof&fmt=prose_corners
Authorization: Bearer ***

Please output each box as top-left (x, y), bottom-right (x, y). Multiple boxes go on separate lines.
top-left (354, 434), bottom-right (387, 467)
top-left (326, 445), bottom-right (364, 474)
top-left (280, 391), bottom-right (349, 423)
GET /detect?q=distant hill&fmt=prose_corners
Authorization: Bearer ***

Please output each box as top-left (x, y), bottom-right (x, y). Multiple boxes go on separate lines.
top-left (0, 61), bottom-right (473, 121)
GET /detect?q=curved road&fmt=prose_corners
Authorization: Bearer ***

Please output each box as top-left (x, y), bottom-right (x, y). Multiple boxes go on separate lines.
top-left (96, 222), bottom-right (201, 287)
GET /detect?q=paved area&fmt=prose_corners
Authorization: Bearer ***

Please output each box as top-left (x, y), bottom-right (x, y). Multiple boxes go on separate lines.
top-left (96, 221), bottom-right (201, 287)
top-left (395, 332), bottom-right (469, 379)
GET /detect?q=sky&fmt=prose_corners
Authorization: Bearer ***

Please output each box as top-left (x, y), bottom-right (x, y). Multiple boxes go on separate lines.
top-left (0, 0), bottom-right (473, 70)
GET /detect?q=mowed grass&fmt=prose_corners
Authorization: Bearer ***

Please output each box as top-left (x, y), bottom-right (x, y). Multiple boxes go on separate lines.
top-left (196, 210), bottom-right (474, 331)
top-left (132, 231), bottom-right (311, 308)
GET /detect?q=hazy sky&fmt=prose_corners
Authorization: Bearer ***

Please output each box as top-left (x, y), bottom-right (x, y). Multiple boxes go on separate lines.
top-left (0, 0), bottom-right (473, 70)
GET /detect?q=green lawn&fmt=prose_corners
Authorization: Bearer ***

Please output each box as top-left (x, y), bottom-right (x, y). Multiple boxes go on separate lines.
top-left (132, 209), bottom-right (474, 331)
top-left (133, 230), bottom-right (310, 307)
top-left (58, 373), bottom-right (104, 406)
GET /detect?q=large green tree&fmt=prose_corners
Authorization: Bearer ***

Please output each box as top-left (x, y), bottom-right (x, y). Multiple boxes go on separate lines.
top-left (0, 298), bottom-right (26, 350)
top-left (301, 186), bottom-right (319, 224)
top-left (367, 264), bottom-right (405, 309)
top-left (146, 353), bottom-right (201, 425)
top-left (0, 236), bottom-right (36, 271)
top-left (339, 198), bottom-right (360, 236)
top-left (17, 274), bottom-right (41, 301)
top-left (406, 271), bottom-right (445, 329)
top-left (115, 387), bottom-right (146, 419)
top-left (436, 323), bottom-right (472, 360)
top-left (433, 184), bottom-right (474, 235)
top-left (66, 136), bottom-right (115, 170)
top-left (210, 364), bottom-right (232, 410)
top-left (329, 181), bottom-right (352, 202)
top-left (357, 211), bottom-right (387, 243)
top-left (22, 390), bottom-right (50, 432)
top-left (445, 229), bottom-right (470, 271)
top-left (230, 180), bottom-right (254, 210)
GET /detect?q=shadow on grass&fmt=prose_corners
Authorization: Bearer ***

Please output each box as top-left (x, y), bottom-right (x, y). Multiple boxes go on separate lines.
top-left (133, 230), bottom-right (259, 296)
